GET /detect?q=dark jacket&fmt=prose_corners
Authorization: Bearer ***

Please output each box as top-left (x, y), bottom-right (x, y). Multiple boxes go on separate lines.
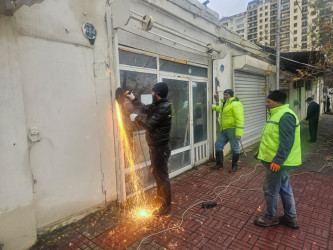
top-left (132, 98), bottom-right (172, 147)
top-left (306, 101), bottom-right (320, 120)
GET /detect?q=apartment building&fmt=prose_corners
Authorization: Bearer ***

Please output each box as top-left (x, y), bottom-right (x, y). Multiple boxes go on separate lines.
top-left (221, 0), bottom-right (320, 52)
top-left (221, 12), bottom-right (247, 38)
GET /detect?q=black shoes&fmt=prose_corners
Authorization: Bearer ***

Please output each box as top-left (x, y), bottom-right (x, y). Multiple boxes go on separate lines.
top-left (279, 215), bottom-right (299, 229)
top-left (254, 215), bottom-right (299, 229)
top-left (211, 164), bottom-right (223, 170)
top-left (229, 165), bottom-right (238, 172)
top-left (254, 216), bottom-right (280, 227)
top-left (153, 205), bottom-right (171, 216)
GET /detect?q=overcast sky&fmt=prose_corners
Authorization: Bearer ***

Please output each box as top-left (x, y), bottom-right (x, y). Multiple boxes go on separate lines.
top-left (197, 0), bottom-right (250, 18)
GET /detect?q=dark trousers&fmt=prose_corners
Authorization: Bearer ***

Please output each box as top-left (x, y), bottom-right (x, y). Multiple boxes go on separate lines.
top-left (309, 118), bottom-right (318, 142)
top-left (149, 144), bottom-right (171, 207)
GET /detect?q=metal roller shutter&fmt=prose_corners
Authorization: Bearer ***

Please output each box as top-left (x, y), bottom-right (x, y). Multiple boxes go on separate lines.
top-left (234, 70), bottom-right (267, 147)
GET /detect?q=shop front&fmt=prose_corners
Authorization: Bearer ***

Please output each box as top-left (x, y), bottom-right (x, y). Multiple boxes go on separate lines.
top-left (118, 47), bottom-right (210, 197)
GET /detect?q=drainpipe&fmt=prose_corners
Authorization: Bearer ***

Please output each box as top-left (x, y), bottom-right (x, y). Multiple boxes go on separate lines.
top-left (276, 0), bottom-right (281, 90)
top-left (326, 87), bottom-right (329, 113)
top-left (106, 5), bottom-right (126, 203)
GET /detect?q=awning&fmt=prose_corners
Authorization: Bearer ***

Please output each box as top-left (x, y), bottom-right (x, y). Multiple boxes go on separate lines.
top-left (233, 55), bottom-right (276, 75)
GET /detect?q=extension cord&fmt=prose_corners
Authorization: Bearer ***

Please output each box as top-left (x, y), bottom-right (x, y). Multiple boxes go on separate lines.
top-left (201, 201), bottom-right (217, 208)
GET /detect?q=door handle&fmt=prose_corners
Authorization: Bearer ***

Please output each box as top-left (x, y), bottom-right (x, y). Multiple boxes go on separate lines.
top-left (28, 127), bottom-right (41, 143)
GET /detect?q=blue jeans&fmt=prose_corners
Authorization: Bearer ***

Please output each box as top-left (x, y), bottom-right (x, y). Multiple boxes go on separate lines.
top-left (263, 162), bottom-right (297, 219)
top-left (215, 128), bottom-right (240, 154)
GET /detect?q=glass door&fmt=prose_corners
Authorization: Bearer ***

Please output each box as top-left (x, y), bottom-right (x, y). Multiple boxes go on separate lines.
top-left (161, 77), bottom-right (191, 175)
top-left (192, 81), bottom-right (209, 163)
top-left (192, 81), bottom-right (208, 143)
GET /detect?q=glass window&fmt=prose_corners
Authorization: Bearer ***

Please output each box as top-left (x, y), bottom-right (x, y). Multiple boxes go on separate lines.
top-left (162, 78), bottom-right (190, 150)
top-left (119, 70), bottom-right (158, 165)
top-left (125, 166), bottom-right (154, 196)
top-left (120, 70), bottom-right (157, 98)
top-left (192, 82), bottom-right (207, 144)
top-left (160, 59), bottom-right (207, 77)
top-left (169, 151), bottom-right (190, 173)
top-left (119, 49), bottom-right (157, 69)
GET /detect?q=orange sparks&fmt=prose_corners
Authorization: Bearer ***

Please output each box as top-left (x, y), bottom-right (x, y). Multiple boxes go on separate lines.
top-left (116, 102), bottom-right (149, 219)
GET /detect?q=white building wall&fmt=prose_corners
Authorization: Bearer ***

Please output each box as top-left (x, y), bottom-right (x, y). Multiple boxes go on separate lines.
top-left (13, 0), bottom-right (118, 231)
top-left (0, 16), bottom-right (37, 250)
top-left (0, 0), bottom-right (287, 248)
top-left (0, 1), bottom-right (118, 247)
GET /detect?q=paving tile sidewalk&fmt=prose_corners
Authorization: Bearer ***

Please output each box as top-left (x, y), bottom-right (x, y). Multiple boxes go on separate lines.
top-left (32, 115), bottom-right (333, 250)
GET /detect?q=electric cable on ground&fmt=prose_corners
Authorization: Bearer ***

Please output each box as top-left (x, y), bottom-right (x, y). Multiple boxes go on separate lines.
top-left (137, 162), bottom-right (262, 249)
top-left (137, 137), bottom-right (333, 249)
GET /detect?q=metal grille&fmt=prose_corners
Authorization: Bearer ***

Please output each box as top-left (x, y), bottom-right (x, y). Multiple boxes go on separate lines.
top-left (194, 141), bottom-right (209, 163)
top-left (234, 70), bottom-right (267, 147)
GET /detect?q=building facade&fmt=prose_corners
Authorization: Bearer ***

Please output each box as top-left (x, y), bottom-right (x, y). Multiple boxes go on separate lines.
top-left (221, 0), bottom-right (332, 52)
top-left (221, 12), bottom-right (247, 39)
top-left (0, 0), bottom-right (324, 249)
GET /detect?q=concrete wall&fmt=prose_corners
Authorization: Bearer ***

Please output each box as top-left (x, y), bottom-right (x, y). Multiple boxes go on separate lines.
top-left (0, 15), bottom-right (37, 250)
top-left (0, 0), bottom-right (118, 248)
top-left (13, 0), bottom-right (118, 231)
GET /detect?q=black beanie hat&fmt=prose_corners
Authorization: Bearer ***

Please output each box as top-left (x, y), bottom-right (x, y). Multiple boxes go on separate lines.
top-left (152, 82), bottom-right (168, 98)
top-left (224, 89), bottom-right (234, 97)
top-left (267, 90), bottom-right (287, 104)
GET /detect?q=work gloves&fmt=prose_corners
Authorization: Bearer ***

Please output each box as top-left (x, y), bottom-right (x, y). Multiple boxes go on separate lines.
top-left (130, 114), bottom-right (138, 121)
top-left (236, 136), bottom-right (241, 140)
top-left (125, 91), bottom-right (135, 101)
top-left (270, 162), bottom-right (280, 172)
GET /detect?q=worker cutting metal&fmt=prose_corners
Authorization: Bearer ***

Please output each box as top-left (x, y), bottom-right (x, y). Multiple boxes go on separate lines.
top-left (125, 82), bottom-right (172, 216)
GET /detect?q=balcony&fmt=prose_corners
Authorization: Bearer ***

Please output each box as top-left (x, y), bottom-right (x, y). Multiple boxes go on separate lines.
top-left (281, 14), bottom-right (290, 19)
top-left (271, 4), bottom-right (277, 10)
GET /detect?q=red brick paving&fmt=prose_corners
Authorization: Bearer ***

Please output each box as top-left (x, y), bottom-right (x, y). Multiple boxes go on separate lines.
top-left (31, 115), bottom-right (333, 250)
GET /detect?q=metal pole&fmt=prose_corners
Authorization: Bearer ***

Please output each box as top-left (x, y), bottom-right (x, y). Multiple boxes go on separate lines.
top-left (326, 87), bottom-right (329, 112)
top-left (276, 0), bottom-right (281, 90)
top-left (239, 139), bottom-right (247, 157)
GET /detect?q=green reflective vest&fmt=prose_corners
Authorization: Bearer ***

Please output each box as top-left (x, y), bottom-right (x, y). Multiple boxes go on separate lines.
top-left (257, 104), bottom-right (302, 166)
top-left (212, 97), bottom-right (244, 136)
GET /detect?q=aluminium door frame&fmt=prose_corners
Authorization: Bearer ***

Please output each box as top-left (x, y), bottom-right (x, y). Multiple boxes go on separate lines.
top-left (159, 72), bottom-right (209, 169)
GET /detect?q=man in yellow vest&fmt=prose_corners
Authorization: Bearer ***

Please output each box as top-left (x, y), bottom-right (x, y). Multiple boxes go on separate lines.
top-left (211, 89), bottom-right (244, 172)
top-left (254, 90), bottom-right (301, 229)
